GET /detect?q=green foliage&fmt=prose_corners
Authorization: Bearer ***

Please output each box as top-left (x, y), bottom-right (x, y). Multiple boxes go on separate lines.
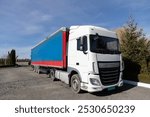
top-left (138, 73), bottom-right (150, 83)
top-left (120, 17), bottom-right (150, 73)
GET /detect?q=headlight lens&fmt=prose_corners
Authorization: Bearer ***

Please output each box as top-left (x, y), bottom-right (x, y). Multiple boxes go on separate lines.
top-left (90, 78), bottom-right (100, 86)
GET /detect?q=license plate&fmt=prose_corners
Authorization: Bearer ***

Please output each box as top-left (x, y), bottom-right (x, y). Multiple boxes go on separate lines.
top-left (107, 86), bottom-right (115, 91)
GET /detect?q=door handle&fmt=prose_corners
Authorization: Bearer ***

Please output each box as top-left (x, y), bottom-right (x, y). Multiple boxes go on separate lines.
top-left (76, 63), bottom-right (79, 65)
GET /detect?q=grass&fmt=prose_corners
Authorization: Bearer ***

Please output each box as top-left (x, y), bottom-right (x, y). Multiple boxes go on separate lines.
top-left (123, 72), bottom-right (150, 84)
top-left (138, 73), bottom-right (150, 84)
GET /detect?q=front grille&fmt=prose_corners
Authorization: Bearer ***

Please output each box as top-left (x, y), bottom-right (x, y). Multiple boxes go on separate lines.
top-left (98, 62), bottom-right (120, 86)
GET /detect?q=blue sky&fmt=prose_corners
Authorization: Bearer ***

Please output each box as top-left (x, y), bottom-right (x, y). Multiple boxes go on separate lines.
top-left (0, 0), bottom-right (150, 58)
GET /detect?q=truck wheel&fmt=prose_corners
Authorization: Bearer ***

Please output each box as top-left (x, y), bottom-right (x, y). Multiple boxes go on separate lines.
top-left (49, 69), bottom-right (56, 81)
top-left (71, 74), bottom-right (81, 93)
top-left (33, 66), bottom-right (36, 72)
top-left (37, 69), bottom-right (41, 74)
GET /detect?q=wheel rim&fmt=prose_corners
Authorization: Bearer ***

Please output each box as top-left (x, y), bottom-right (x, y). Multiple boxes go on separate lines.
top-left (72, 78), bottom-right (79, 91)
top-left (50, 69), bottom-right (55, 81)
top-left (51, 71), bottom-right (54, 78)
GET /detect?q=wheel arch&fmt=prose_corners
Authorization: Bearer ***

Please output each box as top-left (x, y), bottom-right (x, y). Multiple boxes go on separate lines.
top-left (68, 70), bottom-right (81, 87)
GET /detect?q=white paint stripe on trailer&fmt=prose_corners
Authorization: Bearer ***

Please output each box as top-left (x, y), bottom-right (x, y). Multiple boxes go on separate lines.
top-left (124, 80), bottom-right (150, 89)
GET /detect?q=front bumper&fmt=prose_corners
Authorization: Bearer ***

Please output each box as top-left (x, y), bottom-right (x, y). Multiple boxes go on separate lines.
top-left (81, 73), bottom-right (123, 93)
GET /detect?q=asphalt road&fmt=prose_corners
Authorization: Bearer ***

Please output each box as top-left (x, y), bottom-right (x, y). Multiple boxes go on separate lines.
top-left (0, 65), bottom-right (150, 100)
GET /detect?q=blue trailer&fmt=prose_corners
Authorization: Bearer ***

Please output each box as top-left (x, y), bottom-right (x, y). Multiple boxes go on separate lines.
top-left (31, 27), bottom-right (68, 69)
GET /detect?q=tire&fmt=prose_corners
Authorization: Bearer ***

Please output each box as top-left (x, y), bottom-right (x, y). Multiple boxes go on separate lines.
top-left (37, 69), bottom-right (41, 74)
top-left (49, 69), bottom-right (56, 81)
top-left (71, 74), bottom-right (81, 93)
top-left (33, 66), bottom-right (36, 72)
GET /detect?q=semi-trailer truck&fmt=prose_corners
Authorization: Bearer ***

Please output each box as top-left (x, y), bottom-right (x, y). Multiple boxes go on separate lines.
top-left (31, 25), bottom-right (123, 93)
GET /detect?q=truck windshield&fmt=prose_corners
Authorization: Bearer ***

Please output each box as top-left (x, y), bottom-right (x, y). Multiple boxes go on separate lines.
top-left (90, 34), bottom-right (120, 54)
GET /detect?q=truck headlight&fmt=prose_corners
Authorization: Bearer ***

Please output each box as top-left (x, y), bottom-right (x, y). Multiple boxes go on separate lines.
top-left (89, 62), bottom-right (98, 74)
top-left (90, 78), bottom-right (100, 86)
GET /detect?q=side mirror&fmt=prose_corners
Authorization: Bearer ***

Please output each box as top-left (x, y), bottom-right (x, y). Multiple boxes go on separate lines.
top-left (77, 36), bottom-right (88, 54)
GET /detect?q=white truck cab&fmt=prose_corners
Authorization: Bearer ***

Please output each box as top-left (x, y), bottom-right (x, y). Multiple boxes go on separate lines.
top-left (67, 25), bottom-right (123, 93)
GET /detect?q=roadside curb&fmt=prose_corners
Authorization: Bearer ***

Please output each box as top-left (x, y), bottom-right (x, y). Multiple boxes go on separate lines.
top-left (123, 80), bottom-right (150, 89)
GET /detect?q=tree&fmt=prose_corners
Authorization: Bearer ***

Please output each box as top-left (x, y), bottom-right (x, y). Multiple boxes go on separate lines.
top-left (120, 17), bottom-right (150, 72)
top-left (7, 49), bottom-right (16, 66)
top-left (10, 49), bottom-right (16, 65)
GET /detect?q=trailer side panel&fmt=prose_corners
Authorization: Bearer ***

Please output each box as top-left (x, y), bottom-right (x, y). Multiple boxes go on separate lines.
top-left (31, 29), bottom-right (67, 68)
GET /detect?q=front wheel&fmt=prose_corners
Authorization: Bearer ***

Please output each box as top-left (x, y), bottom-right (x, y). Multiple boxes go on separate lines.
top-left (71, 74), bottom-right (81, 93)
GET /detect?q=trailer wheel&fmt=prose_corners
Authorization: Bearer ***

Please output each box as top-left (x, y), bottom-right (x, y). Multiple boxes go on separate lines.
top-left (49, 69), bottom-right (56, 81)
top-left (71, 74), bottom-right (81, 93)
top-left (33, 66), bottom-right (36, 72)
top-left (37, 69), bottom-right (41, 74)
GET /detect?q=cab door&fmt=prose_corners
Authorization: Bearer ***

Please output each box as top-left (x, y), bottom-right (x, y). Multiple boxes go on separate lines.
top-left (75, 36), bottom-right (89, 83)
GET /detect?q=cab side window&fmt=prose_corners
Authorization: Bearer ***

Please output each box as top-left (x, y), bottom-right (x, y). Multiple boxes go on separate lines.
top-left (77, 36), bottom-right (87, 51)
top-left (77, 37), bottom-right (81, 50)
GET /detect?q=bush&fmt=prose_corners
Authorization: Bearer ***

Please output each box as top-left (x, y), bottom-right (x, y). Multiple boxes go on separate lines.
top-left (123, 58), bottom-right (141, 82)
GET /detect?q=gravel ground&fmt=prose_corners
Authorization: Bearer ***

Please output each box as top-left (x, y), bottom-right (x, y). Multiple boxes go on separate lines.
top-left (0, 65), bottom-right (150, 100)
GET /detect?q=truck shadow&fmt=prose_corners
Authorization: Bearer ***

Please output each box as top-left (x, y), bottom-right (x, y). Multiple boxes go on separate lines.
top-left (123, 58), bottom-right (141, 82)
top-left (90, 83), bottom-right (136, 96)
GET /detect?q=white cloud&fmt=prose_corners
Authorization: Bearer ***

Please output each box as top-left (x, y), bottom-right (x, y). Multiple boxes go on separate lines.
top-left (21, 25), bottom-right (44, 35)
top-left (42, 15), bottom-right (52, 21)
top-left (17, 10), bottom-right (53, 35)
top-left (0, 1), bottom-right (54, 36)
top-left (29, 10), bottom-right (53, 23)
